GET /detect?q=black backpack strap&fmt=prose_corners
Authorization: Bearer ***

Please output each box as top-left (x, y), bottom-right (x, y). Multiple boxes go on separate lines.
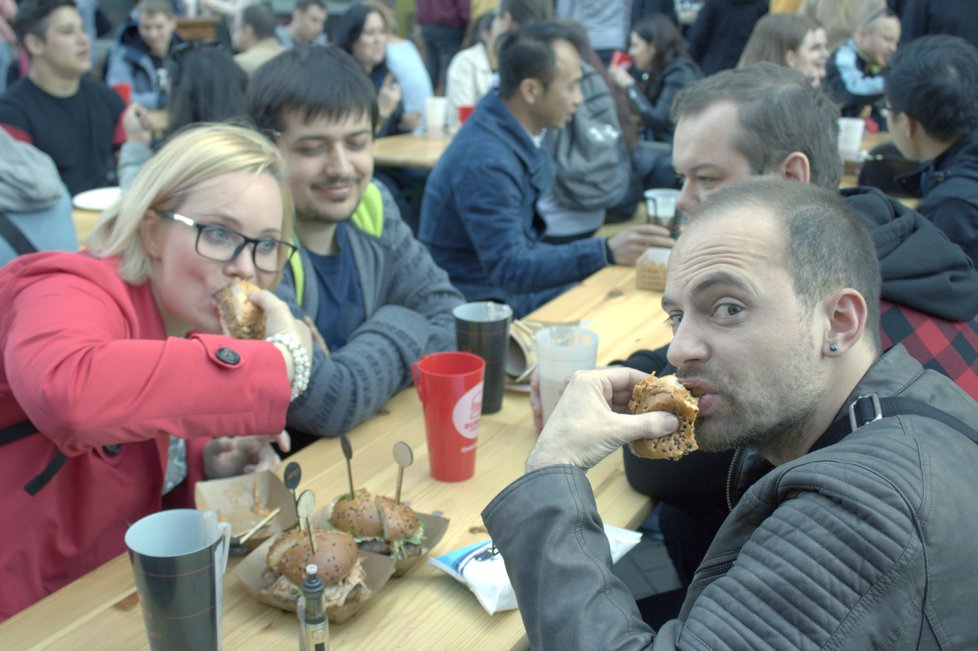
top-left (0, 419), bottom-right (38, 446)
top-left (23, 451), bottom-right (68, 495)
top-left (0, 212), bottom-right (37, 256)
top-left (1, 419), bottom-right (69, 495)
top-left (813, 394), bottom-right (978, 453)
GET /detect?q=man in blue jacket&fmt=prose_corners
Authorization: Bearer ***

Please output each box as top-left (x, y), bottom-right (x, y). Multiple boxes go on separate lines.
top-left (419, 21), bottom-right (671, 317)
top-left (887, 35), bottom-right (978, 267)
top-left (105, 0), bottom-right (181, 109)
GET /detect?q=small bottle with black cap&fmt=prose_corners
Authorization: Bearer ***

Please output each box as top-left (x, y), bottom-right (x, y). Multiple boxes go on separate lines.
top-left (297, 563), bottom-right (329, 650)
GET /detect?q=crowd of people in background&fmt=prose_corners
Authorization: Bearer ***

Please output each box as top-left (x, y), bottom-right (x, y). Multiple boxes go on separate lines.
top-left (2, 0), bottom-right (978, 644)
top-left (3, 0), bottom-right (972, 221)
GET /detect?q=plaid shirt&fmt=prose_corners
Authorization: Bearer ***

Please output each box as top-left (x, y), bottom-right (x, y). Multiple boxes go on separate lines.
top-left (879, 300), bottom-right (978, 401)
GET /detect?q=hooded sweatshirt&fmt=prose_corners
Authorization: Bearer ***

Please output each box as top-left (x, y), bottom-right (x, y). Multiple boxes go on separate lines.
top-left (0, 129), bottom-right (64, 213)
top-left (105, 17), bottom-right (182, 110)
top-left (0, 130), bottom-right (75, 265)
top-left (896, 129), bottom-right (978, 269)
top-left (842, 185), bottom-right (978, 321)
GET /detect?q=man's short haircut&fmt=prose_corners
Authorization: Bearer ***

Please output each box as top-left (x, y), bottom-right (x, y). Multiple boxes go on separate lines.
top-left (241, 2), bottom-right (278, 40)
top-left (496, 20), bottom-right (582, 99)
top-left (13, 0), bottom-right (75, 44)
top-left (672, 62), bottom-right (842, 190)
top-left (246, 45), bottom-right (379, 136)
top-left (688, 179), bottom-right (882, 353)
top-left (293, 0), bottom-right (326, 13)
top-left (885, 35), bottom-right (978, 142)
top-left (857, 6), bottom-right (897, 32)
top-left (497, 0), bottom-right (552, 25)
top-left (136, 0), bottom-right (175, 18)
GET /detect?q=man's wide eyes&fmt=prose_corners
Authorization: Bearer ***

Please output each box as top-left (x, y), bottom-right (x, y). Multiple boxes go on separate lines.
top-left (713, 303), bottom-right (743, 318)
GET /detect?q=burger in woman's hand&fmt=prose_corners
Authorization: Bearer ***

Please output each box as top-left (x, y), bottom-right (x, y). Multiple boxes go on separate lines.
top-left (218, 277), bottom-right (265, 339)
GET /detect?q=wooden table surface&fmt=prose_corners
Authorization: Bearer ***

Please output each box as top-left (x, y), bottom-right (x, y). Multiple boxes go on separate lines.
top-left (0, 265), bottom-right (671, 651)
top-left (372, 132), bottom-right (453, 169)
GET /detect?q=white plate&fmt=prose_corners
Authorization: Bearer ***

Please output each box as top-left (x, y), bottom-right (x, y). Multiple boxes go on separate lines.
top-left (72, 186), bottom-right (121, 211)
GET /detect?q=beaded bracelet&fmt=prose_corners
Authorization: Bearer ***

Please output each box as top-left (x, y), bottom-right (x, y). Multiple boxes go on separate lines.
top-left (266, 334), bottom-right (311, 401)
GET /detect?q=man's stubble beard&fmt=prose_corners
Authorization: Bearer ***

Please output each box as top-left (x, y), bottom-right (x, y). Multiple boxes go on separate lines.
top-left (692, 343), bottom-right (825, 457)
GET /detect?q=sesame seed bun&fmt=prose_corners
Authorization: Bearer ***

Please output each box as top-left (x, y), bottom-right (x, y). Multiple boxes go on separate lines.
top-left (627, 374), bottom-right (699, 461)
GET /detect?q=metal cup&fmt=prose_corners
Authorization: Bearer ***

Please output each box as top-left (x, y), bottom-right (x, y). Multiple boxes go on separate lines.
top-left (125, 509), bottom-right (232, 650)
top-left (453, 301), bottom-right (513, 414)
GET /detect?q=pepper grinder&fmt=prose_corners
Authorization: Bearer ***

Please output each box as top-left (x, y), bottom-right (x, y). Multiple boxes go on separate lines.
top-left (297, 564), bottom-right (329, 651)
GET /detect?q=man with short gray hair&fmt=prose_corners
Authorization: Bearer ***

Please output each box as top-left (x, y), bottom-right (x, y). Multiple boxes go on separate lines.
top-left (825, 7), bottom-right (900, 120)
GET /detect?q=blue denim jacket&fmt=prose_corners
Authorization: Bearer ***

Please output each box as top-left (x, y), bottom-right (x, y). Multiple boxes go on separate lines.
top-left (419, 92), bottom-right (609, 317)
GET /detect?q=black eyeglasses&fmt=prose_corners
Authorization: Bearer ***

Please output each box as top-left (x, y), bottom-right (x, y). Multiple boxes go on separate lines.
top-left (163, 212), bottom-right (298, 273)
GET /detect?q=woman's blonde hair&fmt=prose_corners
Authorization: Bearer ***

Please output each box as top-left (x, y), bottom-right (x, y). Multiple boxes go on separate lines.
top-left (89, 122), bottom-right (294, 285)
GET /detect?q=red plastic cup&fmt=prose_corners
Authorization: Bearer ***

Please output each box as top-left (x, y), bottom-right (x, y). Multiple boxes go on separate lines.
top-left (610, 50), bottom-right (633, 69)
top-left (412, 352), bottom-right (485, 482)
top-left (112, 82), bottom-right (132, 104)
top-left (457, 104), bottom-right (475, 125)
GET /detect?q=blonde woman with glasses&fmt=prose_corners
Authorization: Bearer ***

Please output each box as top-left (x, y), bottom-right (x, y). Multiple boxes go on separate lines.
top-left (0, 122), bottom-right (313, 622)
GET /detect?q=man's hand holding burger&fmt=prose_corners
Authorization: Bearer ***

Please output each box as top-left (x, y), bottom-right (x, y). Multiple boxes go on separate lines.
top-left (525, 368), bottom-right (679, 473)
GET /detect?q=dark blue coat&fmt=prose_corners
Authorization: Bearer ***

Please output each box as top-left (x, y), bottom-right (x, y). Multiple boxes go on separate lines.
top-left (419, 92), bottom-right (609, 317)
top-left (898, 129), bottom-right (978, 268)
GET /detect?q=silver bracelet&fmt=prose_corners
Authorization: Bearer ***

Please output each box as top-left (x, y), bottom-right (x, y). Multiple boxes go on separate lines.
top-left (266, 334), bottom-right (311, 401)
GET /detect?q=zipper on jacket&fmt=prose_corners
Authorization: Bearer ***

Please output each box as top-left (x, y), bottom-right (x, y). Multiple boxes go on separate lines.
top-left (725, 448), bottom-right (743, 512)
top-left (695, 560), bottom-right (734, 582)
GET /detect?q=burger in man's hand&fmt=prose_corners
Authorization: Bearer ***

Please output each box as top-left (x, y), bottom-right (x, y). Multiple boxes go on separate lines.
top-left (627, 373), bottom-right (699, 461)
top-left (329, 489), bottom-right (425, 562)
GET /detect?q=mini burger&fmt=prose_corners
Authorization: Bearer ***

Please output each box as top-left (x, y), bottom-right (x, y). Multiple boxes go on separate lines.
top-left (262, 528), bottom-right (369, 610)
top-left (329, 489), bottom-right (425, 561)
top-left (217, 277), bottom-right (265, 339)
top-left (627, 373), bottom-right (699, 461)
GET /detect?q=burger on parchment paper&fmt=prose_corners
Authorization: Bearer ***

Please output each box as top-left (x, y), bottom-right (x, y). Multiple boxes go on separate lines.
top-left (328, 489), bottom-right (425, 562)
top-left (627, 373), bottom-right (699, 461)
top-left (261, 528), bottom-right (369, 613)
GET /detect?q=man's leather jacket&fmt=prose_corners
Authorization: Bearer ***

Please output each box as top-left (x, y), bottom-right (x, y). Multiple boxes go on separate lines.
top-left (483, 346), bottom-right (978, 649)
